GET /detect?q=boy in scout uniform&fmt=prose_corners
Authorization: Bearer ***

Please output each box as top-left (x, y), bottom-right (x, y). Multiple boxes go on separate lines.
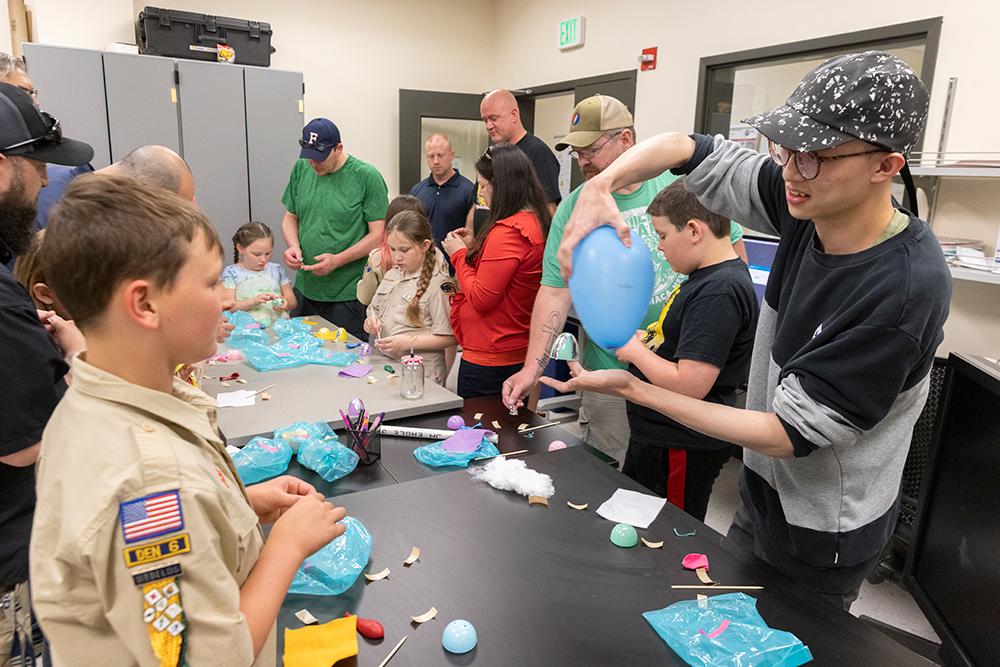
top-left (30, 176), bottom-right (348, 667)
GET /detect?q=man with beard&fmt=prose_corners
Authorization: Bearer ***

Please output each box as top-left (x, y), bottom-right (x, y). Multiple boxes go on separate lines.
top-left (503, 95), bottom-right (744, 459)
top-left (0, 82), bottom-right (92, 665)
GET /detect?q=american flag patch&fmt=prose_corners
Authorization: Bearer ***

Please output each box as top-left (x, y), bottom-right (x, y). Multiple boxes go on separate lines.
top-left (119, 491), bottom-right (185, 544)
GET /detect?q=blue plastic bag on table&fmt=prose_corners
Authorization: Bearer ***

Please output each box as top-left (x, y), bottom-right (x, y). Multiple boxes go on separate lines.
top-left (297, 434), bottom-right (359, 482)
top-left (231, 437), bottom-right (293, 484)
top-left (274, 420), bottom-right (336, 451)
top-left (272, 317), bottom-right (312, 338)
top-left (241, 339), bottom-right (357, 372)
top-left (413, 438), bottom-right (500, 467)
top-left (271, 332), bottom-right (322, 354)
top-left (289, 516), bottom-right (372, 595)
top-left (642, 592), bottom-right (813, 666)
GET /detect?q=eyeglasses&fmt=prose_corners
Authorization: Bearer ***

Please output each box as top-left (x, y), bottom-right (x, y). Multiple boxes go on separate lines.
top-left (16, 84), bottom-right (37, 98)
top-left (480, 144), bottom-right (497, 161)
top-left (298, 137), bottom-right (337, 153)
top-left (767, 140), bottom-right (885, 180)
top-left (569, 130), bottom-right (624, 161)
top-left (1, 110), bottom-right (62, 153)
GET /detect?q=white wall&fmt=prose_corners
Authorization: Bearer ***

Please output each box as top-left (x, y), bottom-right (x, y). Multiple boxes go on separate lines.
top-left (24, 0), bottom-right (495, 196)
top-left (490, 0), bottom-right (1000, 357)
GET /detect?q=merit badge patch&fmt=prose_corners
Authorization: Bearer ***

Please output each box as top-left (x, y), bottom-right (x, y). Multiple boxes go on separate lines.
top-left (141, 575), bottom-right (187, 666)
top-left (119, 490), bottom-right (184, 544)
top-left (440, 281), bottom-right (455, 294)
top-left (123, 534), bottom-right (191, 568)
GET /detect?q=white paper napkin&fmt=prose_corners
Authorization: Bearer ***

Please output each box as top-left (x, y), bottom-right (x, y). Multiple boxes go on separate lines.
top-left (216, 390), bottom-right (255, 408)
top-left (596, 488), bottom-right (667, 529)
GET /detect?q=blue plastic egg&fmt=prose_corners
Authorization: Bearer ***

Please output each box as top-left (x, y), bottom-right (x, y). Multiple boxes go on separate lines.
top-left (442, 619), bottom-right (477, 654)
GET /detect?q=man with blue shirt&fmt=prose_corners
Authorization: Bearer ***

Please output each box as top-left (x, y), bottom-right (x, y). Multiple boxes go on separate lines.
top-left (410, 133), bottom-right (475, 248)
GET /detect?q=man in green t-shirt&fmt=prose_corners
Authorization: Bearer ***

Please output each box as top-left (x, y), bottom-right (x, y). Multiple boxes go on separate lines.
top-left (502, 95), bottom-right (745, 457)
top-left (281, 118), bottom-right (388, 339)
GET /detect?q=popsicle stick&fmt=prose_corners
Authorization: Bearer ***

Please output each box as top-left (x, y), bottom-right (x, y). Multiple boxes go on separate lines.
top-left (377, 635), bottom-right (407, 667)
top-left (252, 383), bottom-right (276, 397)
top-left (517, 421), bottom-right (561, 433)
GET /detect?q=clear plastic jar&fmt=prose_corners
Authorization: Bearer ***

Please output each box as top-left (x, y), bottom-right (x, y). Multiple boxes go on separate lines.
top-left (400, 354), bottom-right (425, 399)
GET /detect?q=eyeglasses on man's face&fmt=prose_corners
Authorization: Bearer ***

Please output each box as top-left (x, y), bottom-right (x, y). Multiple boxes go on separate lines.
top-left (767, 140), bottom-right (886, 180)
top-left (569, 130), bottom-right (624, 161)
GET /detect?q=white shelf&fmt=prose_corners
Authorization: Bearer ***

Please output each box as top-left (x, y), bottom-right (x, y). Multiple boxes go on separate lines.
top-left (910, 166), bottom-right (1000, 178)
top-left (949, 265), bottom-right (1000, 285)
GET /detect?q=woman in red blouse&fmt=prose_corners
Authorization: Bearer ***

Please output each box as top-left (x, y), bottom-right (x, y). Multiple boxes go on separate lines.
top-left (442, 144), bottom-right (551, 398)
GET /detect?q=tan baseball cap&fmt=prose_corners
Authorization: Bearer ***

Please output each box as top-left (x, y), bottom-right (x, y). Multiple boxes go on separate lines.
top-left (555, 95), bottom-right (634, 151)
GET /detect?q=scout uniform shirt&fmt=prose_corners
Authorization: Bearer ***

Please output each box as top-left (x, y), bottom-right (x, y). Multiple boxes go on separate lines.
top-left (30, 355), bottom-right (276, 667)
top-left (367, 256), bottom-right (454, 385)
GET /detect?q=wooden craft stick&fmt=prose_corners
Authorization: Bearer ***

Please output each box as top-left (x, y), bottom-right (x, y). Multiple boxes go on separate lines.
top-left (472, 449), bottom-right (528, 462)
top-left (671, 585), bottom-right (764, 590)
top-left (517, 421), bottom-right (562, 433)
top-left (252, 383), bottom-right (276, 397)
top-left (377, 635), bottom-right (407, 667)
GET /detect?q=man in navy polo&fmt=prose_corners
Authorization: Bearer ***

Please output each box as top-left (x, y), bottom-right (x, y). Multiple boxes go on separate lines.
top-left (409, 133), bottom-right (475, 249)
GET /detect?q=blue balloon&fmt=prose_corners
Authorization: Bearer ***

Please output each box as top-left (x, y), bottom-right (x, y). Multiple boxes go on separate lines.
top-left (568, 225), bottom-right (654, 349)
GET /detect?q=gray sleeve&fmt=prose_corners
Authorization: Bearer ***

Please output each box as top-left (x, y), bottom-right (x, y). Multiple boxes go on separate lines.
top-left (682, 134), bottom-right (780, 237)
top-left (772, 373), bottom-right (863, 452)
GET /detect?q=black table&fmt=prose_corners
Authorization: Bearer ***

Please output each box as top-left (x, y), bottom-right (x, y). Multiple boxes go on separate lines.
top-left (226, 396), bottom-right (616, 497)
top-left (279, 447), bottom-right (930, 666)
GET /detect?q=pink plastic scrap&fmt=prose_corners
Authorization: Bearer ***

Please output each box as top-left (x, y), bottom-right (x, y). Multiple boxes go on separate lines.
top-left (682, 553), bottom-right (709, 571)
top-left (440, 429), bottom-right (488, 453)
top-left (699, 619), bottom-right (730, 638)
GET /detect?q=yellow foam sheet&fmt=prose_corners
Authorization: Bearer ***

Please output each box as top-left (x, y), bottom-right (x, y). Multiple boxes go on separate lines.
top-left (284, 616), bottom-right (358, 667)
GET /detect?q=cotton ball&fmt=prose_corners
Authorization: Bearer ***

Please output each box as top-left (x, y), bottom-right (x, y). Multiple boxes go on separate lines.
top-left (468, 458), bottom-right (554, 499)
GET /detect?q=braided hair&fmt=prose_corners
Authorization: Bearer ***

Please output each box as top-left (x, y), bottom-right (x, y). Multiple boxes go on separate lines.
top-left (232, 222), bottom-right (272, 264)
top-left (386, 210), bottom-right (436, 327)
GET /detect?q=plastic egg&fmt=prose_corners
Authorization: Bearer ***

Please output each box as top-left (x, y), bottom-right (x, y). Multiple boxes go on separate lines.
top-left (442, 619), bottom-right (477, 654)
top-left (318, 327), bottom-right (330, 334)
top-left (547, 440), bottom-right (567, 451)
top-left (446, 415), bottom-right (465, 430)
top-left (610, 523), bottom-right (638, 548)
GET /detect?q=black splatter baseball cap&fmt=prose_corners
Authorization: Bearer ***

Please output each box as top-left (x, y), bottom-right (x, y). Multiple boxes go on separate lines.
top-left (0, 82), bottom-right (93, 166)
top-left (743, 51), bottom-right (929, 155)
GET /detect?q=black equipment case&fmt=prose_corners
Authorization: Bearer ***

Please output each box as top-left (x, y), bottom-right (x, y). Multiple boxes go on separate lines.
top-left (136, 6), bottom-right (274, 67)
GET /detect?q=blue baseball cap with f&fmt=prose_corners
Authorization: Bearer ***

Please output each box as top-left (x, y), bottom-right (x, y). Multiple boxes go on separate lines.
top-left (299, 118), bottom-right (341, 161)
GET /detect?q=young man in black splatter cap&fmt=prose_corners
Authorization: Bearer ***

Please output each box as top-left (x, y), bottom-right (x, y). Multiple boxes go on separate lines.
top-left (544, 51), bottom-right (952, 609)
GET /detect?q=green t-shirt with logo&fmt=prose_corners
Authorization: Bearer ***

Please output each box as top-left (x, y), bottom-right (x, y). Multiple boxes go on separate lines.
top-left (281, 155), bottom-right (389, 302)
top-left (541, 173), bottom-right (744, 371)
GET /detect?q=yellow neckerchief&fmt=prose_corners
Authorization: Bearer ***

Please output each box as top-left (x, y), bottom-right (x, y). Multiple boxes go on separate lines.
top-left (641, 283), bottom-right (681, 352)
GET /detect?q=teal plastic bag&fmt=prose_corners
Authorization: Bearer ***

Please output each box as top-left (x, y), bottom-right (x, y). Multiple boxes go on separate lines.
top-left (231, 437), bottom-right (293, 484)
top-left (643, 593), bottom-right (813, 666)
top-left (274, 420), bottom-right (336, 451)
top-left (289, 516), bottom-right (372, 595)
top-left (297, 434), bottom-right (359, 482)
top-left (272, 317), bottom-right (312, 338)
top-left (413, 438), bottom-right (500, 467)
top-left (240, 341), bottom-right (357, 372)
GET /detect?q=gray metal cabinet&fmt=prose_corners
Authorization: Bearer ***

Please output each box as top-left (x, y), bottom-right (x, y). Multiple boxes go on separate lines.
top-left (102, 52), bottom-right (181, 161)
top-left (176, 59), bottom-right (250, 251)
top-left (244, 66), bottom-right (303, 261)
top-left (21, 44), bottom-right (112, 168)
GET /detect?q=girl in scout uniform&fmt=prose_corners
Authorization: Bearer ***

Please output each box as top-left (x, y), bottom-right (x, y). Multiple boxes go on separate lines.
top-left (363, 210), bottom-right (455, 385)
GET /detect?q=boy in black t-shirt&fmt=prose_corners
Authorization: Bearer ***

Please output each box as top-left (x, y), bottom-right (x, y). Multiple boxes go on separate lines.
top-left (616, 179), bottom-right (758, 521)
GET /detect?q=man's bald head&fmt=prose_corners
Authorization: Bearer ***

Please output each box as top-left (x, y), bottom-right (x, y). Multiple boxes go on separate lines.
top-left (424, 133), bottom-right (456, 182)
top-left (480, 89), bottom-right (524, 144)
top-left (104, 145), bottom-right (196, 201)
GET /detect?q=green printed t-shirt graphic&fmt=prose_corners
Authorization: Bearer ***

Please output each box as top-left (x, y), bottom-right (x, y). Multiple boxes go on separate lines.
top-left (282, 156), bottom-right (389, 302)
top-left (542, 172), bottom-right (744, 371)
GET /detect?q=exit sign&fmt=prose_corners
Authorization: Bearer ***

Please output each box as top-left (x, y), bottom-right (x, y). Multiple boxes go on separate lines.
top-left (558, 16), bottom-right (586, 50)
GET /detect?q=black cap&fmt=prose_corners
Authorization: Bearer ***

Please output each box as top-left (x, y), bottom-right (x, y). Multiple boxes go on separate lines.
top-left (0, 82), bottom-right (93, 166)
top-left (742, 51), bottom-right (929, 155)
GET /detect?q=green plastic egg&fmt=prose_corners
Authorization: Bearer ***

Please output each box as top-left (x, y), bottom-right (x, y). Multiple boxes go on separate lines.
top-left (610, 523), bottom-right (638, 548)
